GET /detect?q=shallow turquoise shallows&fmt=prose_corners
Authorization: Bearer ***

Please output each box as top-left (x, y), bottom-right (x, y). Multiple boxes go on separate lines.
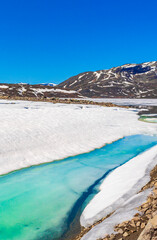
top-left (139, 115), bottom-right (157, 123)
top-left (0, 135), bottom-right (157, 240)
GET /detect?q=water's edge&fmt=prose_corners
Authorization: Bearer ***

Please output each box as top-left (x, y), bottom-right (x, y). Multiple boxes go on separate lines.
top-left (0, 135), bottom-right (157, 240)
top-left (61, 144), bottom-right (157, 240)
top-left (61, 168), bottom-right (116, 240)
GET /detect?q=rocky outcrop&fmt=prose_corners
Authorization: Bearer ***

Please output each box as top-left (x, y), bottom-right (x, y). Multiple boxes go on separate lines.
top-left (137, 212), bottom-right (157, 240)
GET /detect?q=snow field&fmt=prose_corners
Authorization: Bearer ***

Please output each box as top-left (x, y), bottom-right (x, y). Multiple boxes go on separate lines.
top-left (0, 99), bottom-right (156, 175)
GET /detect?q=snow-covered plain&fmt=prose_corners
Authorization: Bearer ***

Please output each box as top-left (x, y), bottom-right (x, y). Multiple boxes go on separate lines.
top-left (0, 99), bottom-right (156, 176)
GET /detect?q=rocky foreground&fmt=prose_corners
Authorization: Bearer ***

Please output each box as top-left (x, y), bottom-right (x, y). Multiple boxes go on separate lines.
top-left (74, 165), bottom-right (157, 240)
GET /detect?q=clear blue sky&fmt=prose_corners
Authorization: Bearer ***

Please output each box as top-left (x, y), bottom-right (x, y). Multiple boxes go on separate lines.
top-left (0, 0), bottom-right (156, 84)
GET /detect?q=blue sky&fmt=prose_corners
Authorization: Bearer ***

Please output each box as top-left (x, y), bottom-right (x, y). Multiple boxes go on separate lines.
top-left (0, 0), bottom-right (156, 84)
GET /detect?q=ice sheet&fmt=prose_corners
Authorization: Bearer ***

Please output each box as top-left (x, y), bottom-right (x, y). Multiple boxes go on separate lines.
top-left (0, 99), bottom-right (156, 175)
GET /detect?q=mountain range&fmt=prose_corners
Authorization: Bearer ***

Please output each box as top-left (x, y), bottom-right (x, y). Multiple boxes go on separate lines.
top-left (58, 61), bottom-right (157, 98)
top-left (0, 61), bottom-right (156, 99)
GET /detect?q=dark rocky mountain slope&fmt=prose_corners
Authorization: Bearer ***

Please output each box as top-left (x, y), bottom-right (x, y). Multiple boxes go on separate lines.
top-left (58, 61), bottom-right (157, 98)
top-left (0, 62), bottom-right (156, 99)
top-left (0, 83), bottom-right (81, 99)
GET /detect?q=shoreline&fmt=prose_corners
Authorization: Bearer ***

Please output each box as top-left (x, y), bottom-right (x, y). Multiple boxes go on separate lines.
top-left (0, 136), bottom-right (124, 178)
top-left (74, 155), bottom-right (157, 240)
top-left (0, 96), bottom-right (127, 108)
top-left (80, 144), bottom-right (157, 228)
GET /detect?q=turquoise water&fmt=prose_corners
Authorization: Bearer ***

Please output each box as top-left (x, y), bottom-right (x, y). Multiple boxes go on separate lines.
top-left (0, 135), bottom-right (157, 240)
top-left (139, 115), bottom-right (157, 123)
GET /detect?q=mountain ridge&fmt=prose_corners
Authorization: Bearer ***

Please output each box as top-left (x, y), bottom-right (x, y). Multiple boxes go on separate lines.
top-left (0, 61), bottom-right (156, 99)
top-left (58, 61), bottom-right (157, 98)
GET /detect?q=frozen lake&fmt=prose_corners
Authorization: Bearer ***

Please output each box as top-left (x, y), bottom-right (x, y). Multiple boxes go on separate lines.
top-left (82, 98), bottom-right (157, 106)
top-left (0, 135), bottom-right (157, 240)
top-left (0, 100), bottom-right (157, 240)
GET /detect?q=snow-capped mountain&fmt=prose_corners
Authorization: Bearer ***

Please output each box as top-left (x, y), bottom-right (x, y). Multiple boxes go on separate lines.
top-left (0, 61), bottom-right (156, 99)
top-left (58, 61), bottom-right (157, 98)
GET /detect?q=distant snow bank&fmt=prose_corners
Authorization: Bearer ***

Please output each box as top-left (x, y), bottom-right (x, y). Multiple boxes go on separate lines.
top-left (0, 100), bottom-right (156, 175)
top-left (30, 87), bottom-right (76, 96)
top-left (0, 85), bottom-right (9, 88)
